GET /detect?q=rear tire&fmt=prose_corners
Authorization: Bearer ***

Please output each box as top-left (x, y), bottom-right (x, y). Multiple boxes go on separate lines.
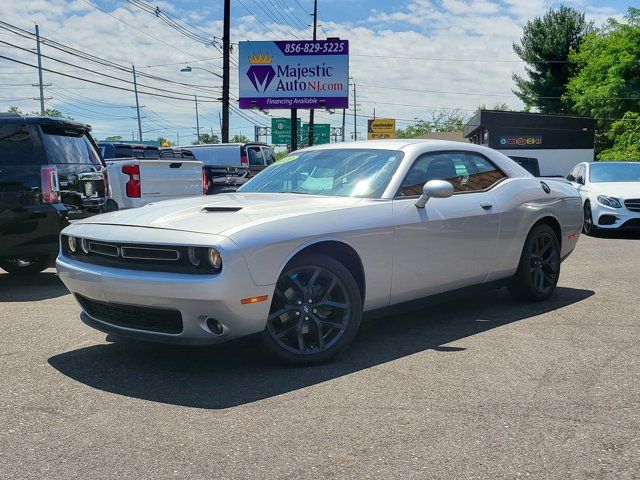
top-left (0, 255), bottom-right (50, 275)
top-left (261, 253), bottom-right (362, 365)
top-left (508, 224), bottom-right (560, 302)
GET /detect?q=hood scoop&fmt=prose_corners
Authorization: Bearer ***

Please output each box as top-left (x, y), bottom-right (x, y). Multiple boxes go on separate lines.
top-left (202, 206), bottom-right (243, 213)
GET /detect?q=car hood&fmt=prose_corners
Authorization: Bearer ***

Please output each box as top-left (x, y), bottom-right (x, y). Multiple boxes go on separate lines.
top-left (590, 182), bottom-right (640, 199)
top-left (77, 193), bottom-right (364, 235)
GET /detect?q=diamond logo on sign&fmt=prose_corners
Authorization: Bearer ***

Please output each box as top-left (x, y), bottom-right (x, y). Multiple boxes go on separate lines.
top-left (246, 52), bottom-right (276, 92)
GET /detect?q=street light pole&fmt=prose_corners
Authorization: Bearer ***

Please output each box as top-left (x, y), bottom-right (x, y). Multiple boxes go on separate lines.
top-left (308, 0), bottom-right (318, 147)
top-left (222, 0), bottom-right (230, 143)
top-left (194, 95), bottom-right (201, 144)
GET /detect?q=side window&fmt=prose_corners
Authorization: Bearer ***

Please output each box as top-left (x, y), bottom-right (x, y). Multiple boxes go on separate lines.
top-left (0, 124), bottom-right (37, 165)
top-left (399, 152), bottom-right (506, 197)
top-left (247, 146), bottom-right (264, 166)
top-left (262, 147), bottom-right (275, 165)
top-left (576, 165), bottom-right (585, 184)
top-left (567, 166), bottom-right (577, 182)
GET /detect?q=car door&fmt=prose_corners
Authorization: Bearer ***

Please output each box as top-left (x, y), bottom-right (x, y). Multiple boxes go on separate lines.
top-left (391, 151), bottom-right (505, 304)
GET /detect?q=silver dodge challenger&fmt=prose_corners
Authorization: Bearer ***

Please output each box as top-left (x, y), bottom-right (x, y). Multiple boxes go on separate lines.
top-left (57, 140), bottom-right (583, 364)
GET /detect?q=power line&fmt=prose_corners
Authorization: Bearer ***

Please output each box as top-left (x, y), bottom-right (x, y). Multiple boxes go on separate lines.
top-left (236, 0), bottom-right (284, 40)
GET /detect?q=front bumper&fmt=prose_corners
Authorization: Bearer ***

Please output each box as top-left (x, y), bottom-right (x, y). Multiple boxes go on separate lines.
top-left (56, 250), bottom-right (274, 345)
top-left (591, 202), bottom-right (640, 230)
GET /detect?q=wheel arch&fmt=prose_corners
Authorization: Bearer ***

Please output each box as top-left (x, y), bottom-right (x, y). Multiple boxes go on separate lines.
top-left (531, 215), bottom-right (562, 249)
top-left (279, 240), bottom-right (366, 304)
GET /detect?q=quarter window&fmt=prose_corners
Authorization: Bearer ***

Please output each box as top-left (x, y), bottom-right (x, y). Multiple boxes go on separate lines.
top-left (399, 152), bottom-right (506, 197)
top-left (247, 146), bottom-right (265, 166)
top-left (0, 124), bottom-right (37, 165)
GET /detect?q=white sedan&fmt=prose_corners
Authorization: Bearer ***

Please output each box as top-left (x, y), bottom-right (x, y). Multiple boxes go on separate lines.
top-left (57, 140), bottom-right (583, 364)
top-left (567, 162), bottom-right (640, 235)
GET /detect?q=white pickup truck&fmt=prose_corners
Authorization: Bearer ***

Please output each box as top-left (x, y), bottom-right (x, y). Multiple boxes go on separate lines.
top-left (104, 157), bottom-right (205, 210)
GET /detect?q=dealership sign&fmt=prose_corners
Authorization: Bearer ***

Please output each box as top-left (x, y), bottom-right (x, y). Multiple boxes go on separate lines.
top-left (239, 40), bottom-right (349, 110)
top-left (368, 119), bottom-right (396, 139)
top-left (499, 135), bottom-right (543, 146)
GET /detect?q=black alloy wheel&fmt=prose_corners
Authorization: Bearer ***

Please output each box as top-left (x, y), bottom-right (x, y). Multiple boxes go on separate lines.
top-left (508, 224), bottom-right (560, 302)
top-left (583, 202), bottom-right (598, 236)
top-left (0, 256), bottom-right (50, 275)
top-left (262, 254), bottom-right (362, 364)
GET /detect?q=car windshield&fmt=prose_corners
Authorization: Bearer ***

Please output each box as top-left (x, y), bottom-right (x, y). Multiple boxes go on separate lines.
top-left (238, 148), bottom-right (404, 198)
top-left (590, 163), bottom-right (640, 183)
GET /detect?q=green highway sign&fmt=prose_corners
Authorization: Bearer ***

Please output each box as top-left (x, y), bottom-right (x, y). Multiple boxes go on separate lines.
top-left (271, 117), bottom-right (302, 145)
top-left (301, 123), bottom-right (331, 146)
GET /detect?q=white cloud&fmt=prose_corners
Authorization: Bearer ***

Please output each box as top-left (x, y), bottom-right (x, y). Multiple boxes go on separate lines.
top-left (0, 0), bottom-right (626, 141)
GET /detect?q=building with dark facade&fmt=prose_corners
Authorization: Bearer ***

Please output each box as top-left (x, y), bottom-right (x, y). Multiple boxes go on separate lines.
top-left (463, 110), bottom-right (595, 176)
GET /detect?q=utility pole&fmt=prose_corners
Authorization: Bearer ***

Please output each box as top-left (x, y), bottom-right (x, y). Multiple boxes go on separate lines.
top-left (352, 82), bottom-right (357, 141)
top-left (341, 109), bottom-right (346, 142)
top-left (308, 0), bottom-right (318, 146)
top-left (131, 65), bottom-right (143, 142)
top-left (291, 109), bottom-right (298, 151)
top-left (34, 24), bottom-right (45, 115)
top-left (194, 95), bottom-right (201, 144)
top-left (222, 0), bottom-right (230, 143)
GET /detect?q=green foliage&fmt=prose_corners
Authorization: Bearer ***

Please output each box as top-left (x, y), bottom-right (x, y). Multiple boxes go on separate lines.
top-left (566, 8), bottom-right (640, 154)
top-left (396, 108), bottom-right (467, 138)
top-left (566, 8), bottom-right (640, 121)
top-left (274, 150), bottom-right (289, 161)
top-left (513, 6), bottom-right (592, 113)
top-left (599, 112), bottom-right (640, 161)
top-left (474, 103), bottom-right (511, 114)
top-left (198, 133), bottom-right (220, 144)
top-left (156, 136), bottom-right (171, 146)
top-left (105, 135), bottom-right (122, 141)
top-left (230, 134), bottom-right (250, 143)
top-left (7, 106), bottom-right (72, 120)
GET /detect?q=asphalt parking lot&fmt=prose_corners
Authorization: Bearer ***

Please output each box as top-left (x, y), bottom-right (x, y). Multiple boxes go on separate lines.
top-left (1, 234), bottom-right (639, 479)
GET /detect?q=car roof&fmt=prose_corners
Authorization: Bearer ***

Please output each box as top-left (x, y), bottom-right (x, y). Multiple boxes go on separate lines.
top-left (0, 114), bottom-right (92, 132)
top-left (98, 142), bottom-right (159, 149)
top-left (299, 139), bottom-right (474, 151)
top-left (175, 142), bottom-right (267, 149)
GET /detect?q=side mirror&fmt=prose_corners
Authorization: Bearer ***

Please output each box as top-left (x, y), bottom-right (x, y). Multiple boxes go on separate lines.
top-left (576, 175), bottom-right (584, 185)
top-left (415, 180), bottom-right (454, 208)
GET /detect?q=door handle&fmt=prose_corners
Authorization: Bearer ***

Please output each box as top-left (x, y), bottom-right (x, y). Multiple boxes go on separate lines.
top-left (480, 201), bottom-right (493, 210)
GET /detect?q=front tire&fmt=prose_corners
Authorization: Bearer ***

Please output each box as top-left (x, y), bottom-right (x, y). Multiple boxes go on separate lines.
top-left (0, 255), bottom-right (50, 275)
top-left (582, 201), bottom-right (599, 236)
top-left (508, 224), bottom-right (560, 302)
top-left (262, 254), bottom-right (362, 365)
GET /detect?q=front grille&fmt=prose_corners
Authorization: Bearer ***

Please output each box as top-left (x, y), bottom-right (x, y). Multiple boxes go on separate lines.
top-left (624, 199), bottom-right (640, 212)
top-left (61, 237), bottom-right (220, 275)
top-left (77, 294), bottom-right (183, 334)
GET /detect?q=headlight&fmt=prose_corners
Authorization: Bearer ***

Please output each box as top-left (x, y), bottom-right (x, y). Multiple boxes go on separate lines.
top-left (67, 236), bottom-right (77, 253)
top-left (80, 238), bottom-right (90, 254)
top-left (186, 246), bottom-right (201, 266)
top-left (597, 195), bottom-right (622, 208)
top-left (207, 248), bottom-right (222, 270)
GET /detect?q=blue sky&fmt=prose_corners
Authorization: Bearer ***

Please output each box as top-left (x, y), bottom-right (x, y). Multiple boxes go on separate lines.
top-left (0, 0), bottom-right (631, 143)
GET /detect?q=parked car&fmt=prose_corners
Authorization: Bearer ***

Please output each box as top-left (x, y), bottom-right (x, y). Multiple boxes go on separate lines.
top-left (57, 140), bottom-right (582, 362)
top-left (103, 156), bottom-right (205, 211)
top-left (174, 143), bottom-right (275, 194)
top-left (0, 113), bottom-right (106, 274)
top-left (98, 142), bottom-right (160, 160)
top-left (567, 161), bottom-right (640, 235)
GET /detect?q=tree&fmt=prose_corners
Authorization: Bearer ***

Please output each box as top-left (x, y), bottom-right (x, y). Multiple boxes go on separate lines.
top-left (198, 133), bottom-right (220, 144)
top-left (230, 134), bottom-right (249, 143)
top-left (105, 135), bottom-right (122, 141)
top-left (396, 108), bottom-right (467, 138)
top-left (156, 136), bottom-right (172, 146)
top-left (513, 6), bottom-right (592, 113)
top-left (566, 8), bottom-right (640, 155)
top-left (474, 103), bottom-right (511, 114)
top-left (599, 112), bottom-right (640, 161)
top-left (7, 106), bottom-right (20, 113)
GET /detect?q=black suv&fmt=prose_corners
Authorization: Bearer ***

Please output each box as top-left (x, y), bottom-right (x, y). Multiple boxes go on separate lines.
top-left (0, 113), bottom-right (106, 275)
top-left (98, 142), bottom-right (161, 159)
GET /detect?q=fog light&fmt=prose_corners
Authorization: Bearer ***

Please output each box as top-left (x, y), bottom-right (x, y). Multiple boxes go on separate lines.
top-left (67, 236), bottom-right (77, 253)
top-left (207, 248), bottom-right (222, 270)
top-left (206, 317), bottom-right (224, 335)
top-left (186, 246), bottom-right (201, 266)
top-left (80, 238), bottom-right (90, 254)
